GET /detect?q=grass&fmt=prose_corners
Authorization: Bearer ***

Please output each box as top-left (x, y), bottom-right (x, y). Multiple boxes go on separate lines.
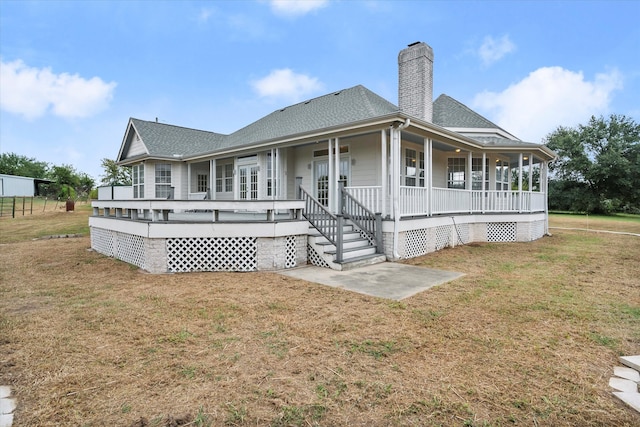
top-left (0, 211), bottom-right (638, 425)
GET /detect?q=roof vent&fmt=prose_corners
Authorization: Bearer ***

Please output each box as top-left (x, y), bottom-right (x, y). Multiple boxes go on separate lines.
top-left (408, 41), bottom-right (422, 47)
top-left (333, 91), bottom-right (341, 96)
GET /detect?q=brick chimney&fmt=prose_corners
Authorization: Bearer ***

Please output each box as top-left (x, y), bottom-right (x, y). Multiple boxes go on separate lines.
top-left (398, 41), bottom-right (434, 122)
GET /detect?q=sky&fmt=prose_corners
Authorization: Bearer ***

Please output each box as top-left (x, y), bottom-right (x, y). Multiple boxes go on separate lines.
top-left (1, 0), bottom-right (639, 182)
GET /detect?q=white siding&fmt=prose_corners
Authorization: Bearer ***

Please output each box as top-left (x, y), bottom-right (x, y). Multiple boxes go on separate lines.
top-left (125, 132), bottom-right (147, 158)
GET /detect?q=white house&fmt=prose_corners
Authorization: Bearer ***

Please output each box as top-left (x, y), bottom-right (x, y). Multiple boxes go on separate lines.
top-left (90, 42), bottom-right (556, 273)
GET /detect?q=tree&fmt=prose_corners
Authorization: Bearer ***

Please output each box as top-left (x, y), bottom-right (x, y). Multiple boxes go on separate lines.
top-left (0, 152), bottom-right (49, 178)
top-left (45, 164), bottom-right (95, 199)
top-left (546, 114), bottom-right (640, 214)
top-left (100, 158), bottom-right (131, 186)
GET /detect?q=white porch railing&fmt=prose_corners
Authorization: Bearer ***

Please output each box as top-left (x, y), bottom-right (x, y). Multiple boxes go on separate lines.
top-left (91, 199), bottom-right (305, 222)
top-left (346, 186), bottom-right (546, 217)
top-left (430, 188), bottom-right (471, 215)
top-left (345, 186), bottom-right (382, 213)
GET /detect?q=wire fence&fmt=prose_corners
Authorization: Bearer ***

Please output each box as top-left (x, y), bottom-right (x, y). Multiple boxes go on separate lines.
top-left (0, 196), bottom-right (91, 218)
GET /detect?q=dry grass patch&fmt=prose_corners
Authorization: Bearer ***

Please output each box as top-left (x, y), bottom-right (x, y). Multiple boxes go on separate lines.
top-left (0, 213), bottom-right (639, 426)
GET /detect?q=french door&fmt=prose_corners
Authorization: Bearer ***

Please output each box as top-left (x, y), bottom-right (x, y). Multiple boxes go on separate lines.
top-left (239, 165), bottom-right (259, 200)
top-left (314, 159), bottom-right (350, 206)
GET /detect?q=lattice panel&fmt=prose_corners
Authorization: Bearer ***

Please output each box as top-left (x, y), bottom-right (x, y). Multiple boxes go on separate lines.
top-left (167, 237), bottom-right (257, 272)
top-left (452, 223), bottom-right (470, 245)
top-left (531, 220), bottom-right (545, 240)
top-left (285, 236), bottom-right (297, 268)
top-left (435, 225), bottom-right (451, 250)
top-left (405, 228), bottom-right (429, 258)
top-left (487, 222), bottom-right (517, 242)
top-left (307, 244), bottom-right (330, 268)
top-left (115, 232), bottom-right (146, 269)
top-left (90, 227), bottom-right (114, 257)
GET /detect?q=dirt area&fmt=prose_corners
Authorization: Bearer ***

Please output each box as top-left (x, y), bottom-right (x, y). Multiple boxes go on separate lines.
top-left (0, 211), bottom-right (639, 426)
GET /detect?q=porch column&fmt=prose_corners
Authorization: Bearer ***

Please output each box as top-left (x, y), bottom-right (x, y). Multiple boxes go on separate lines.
top-left (187, 163), bottom-right (192, 197)
top-left (391, 126), bottom-right (401, 220)
top-left (210, 159), bottom-right (216, 200)
top-left (424, 138), bottom-right (433, 216)
top-left (543, 160), bottom-right (549, 234)
top-left (423, 138), bottom-right (430, 216)
top-left (482, 152), bottom-right (487, 213)
top-left (270, 148), bottom-right (275, 200)
top-left (381, 129), bottom-right (387, 217)
top-left (328, 138), bottom-right (334, 213)
top-left (467, 151), bottom-right (473, 213)
top-left (466, 151), bottom-right (473, 190)
top-left (528, 153), bottom-right (534, 193)
top-left (518, 153), bottom-right (523, 212)
top-left (334, 137), bottom-right (341, 213)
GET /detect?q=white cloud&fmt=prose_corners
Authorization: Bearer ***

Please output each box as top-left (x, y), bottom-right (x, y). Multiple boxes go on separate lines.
top-left (478, 35), bottom-right (516, 66)
top-left (269, 0), bottom-right (328, 17)
top-left (0, 59), bottom-right (116, 120)
top-left (251, 68), bottom-right (324, 102)
top-left (473, 66), bottom-right (623, 142)
top-left (198, 8), bottom-right (213, 23)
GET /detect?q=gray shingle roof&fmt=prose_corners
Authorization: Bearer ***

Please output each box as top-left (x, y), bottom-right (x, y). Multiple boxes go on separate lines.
top-left (222, 85), bottom-right (399, 148)
top-left (131, 118), bottom-right (227, 158)
top-left (129, 85), bottom-right (399, 158)
top-left (433, 94), bottom-right (502, 129)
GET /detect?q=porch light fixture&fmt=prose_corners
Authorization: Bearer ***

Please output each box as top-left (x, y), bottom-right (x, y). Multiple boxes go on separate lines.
top-left (523, 156), bottom-right (529, 160)
top-left (455, 148), bottom-right (461, 153)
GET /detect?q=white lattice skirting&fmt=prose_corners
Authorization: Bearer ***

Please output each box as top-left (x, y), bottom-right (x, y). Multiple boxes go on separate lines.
top-left (90, 227), bottom-right (306, 273)
top-left (393, 217), bottom-right (547, 260)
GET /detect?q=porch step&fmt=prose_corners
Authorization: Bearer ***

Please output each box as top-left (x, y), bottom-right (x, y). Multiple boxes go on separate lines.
top-left (309, 230), bottom-right (362, 244)
top-left (315, 237), bottom-right (371, 252)
top-left (335, 253), bottom-right (388, 271)
top-left (325, 245), bottom-right (377, 260)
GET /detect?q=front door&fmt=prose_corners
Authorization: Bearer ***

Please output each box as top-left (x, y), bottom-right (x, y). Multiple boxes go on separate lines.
top-left (239, 165), bottom-right (259, 200)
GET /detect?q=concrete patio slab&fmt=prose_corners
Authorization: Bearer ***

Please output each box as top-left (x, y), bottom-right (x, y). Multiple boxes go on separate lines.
top-left (279, 262), bottom-right (464, 300)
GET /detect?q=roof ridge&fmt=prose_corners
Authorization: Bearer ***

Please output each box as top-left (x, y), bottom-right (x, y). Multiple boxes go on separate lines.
top-left (131, 117), bottom-right (227, 136)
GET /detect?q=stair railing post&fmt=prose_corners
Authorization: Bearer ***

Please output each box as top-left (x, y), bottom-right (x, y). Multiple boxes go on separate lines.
top-left (336, 214), bottom-right (344, 263)
top-left (338, 181), bottom-right (345, 215)
top-left (375, 212), bottom-right (383, 254)
top-left (295, 177), bottom-right (302, 199)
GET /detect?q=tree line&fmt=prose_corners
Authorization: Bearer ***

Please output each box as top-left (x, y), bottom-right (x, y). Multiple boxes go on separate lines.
top-left (0, 156), bottom-right (131, 200)
top-left (545, 114), bottom-right (640, 214)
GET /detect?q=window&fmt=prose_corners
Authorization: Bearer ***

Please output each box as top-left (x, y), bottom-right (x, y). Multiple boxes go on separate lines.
top-left (216, 163), bottom-right (233, 193)
top-left (447, 158), bottom-right (466, 189)
top-left (197, 174), bottom-right (208, 193)
top-left (495, 160), bottom-right (510, 190)
top-left (472, 158), bottom-right (489, 190)
top-left (132, 164), bottom-right (144, 198)
top-left (404, 149), bottom-right (417, 186)
top-left (155, 163), bottom-right (172, 198)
